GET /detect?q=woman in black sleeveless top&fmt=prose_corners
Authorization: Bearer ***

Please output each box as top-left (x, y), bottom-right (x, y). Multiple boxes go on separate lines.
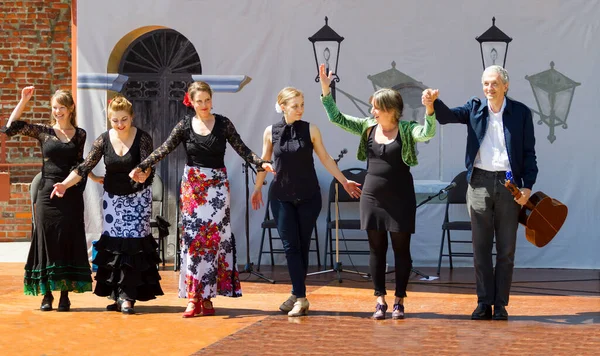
top-left (251, 87), bottom-right (362, 317)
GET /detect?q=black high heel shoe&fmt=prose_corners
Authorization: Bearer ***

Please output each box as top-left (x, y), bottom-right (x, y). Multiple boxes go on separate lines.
top-left (40, 293), bottom-right (54, 311)
top-left (57, 291), bottom-right (71, 312)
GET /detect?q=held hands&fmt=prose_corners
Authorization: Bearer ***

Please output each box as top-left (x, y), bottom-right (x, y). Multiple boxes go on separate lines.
top-left (421, 89), bottom-right (439, 115)
top-left (318, 63), bottom-right (333, 95)
top-left (21, 86), bottom-right (35, 103)
top-left (515, 188), bottom-right (531, 206)
top-left (342, 180), bottom-right (362, 199)
top-left (129, 167), bottom-right (150, 183)
top-left (251, 189), bottom-right (263, 210)
top-left (261, 162), bottom-right (275, 174)
top-left (50, 182), bottom-right (67, 199)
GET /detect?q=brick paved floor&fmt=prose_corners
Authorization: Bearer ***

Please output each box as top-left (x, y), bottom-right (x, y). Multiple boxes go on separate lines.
top-left (0, 263), bottom-right (598, 355)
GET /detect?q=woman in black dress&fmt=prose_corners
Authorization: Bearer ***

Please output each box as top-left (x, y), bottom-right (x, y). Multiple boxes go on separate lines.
top-left (251, 87), bottom-right (361, 317)
top-left (1, 87), bottom-right (93, 311)
top-left (318, 64), bottom-right (436, 319)
top-left (52, 96), bottom-right (163, 314)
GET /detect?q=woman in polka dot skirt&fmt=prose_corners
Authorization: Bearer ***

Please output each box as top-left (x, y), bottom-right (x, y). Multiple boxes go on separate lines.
top-left (52, 96), bottom-right (163, 314)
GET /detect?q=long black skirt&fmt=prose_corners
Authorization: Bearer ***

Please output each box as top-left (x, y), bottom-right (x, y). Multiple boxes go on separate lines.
top-left (24, 177), bottom-right (93, 295)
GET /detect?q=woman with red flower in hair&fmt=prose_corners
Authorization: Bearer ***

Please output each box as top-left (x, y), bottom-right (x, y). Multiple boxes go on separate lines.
top-left (131, 81), bottom-right (274, 318)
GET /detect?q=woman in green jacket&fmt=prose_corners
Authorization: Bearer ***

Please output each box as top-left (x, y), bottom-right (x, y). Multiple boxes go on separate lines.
top-left (318, 64), bottom-right (436, 320)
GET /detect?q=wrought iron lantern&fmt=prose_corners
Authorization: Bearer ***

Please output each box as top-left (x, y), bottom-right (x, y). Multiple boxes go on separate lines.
top-left (476, 17), bottom-right (512, 69)
top-left (525, 61), bottom-right (580, 143)
top-left (309, 16), bottom-right (344, 101)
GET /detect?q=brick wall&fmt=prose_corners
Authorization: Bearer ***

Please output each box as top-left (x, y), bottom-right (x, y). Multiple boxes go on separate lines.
top-left (0, 183), bottom-right (32, 241)
top-left (0, 0), bottom-right (72, 241)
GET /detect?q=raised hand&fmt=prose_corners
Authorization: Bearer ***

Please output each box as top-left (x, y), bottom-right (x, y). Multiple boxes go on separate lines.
top-left (342, 180), bottom-right (362, 199)
top-left (21, 86), bottom-right (35, 102)
top-left (50, 183), bottom-right (67, 199)
top-left (251, 189), bottom-right (263, 210)
top-left (421, 89), bottom-right (439, 106)
top-left (319, 63), bottom-right (334, 95)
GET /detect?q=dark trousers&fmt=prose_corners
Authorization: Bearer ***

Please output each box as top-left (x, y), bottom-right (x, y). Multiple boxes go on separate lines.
top-left (467, 168), bottom-right (520, 306)
top-left (271, 192), bottom-right (322, 298)
top-left (367, 230), bottom-right (412, 298)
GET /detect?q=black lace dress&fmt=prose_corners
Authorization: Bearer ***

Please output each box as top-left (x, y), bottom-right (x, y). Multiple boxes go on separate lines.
top-left (1, 121), bottom-right (92, 295)
top-left (75, 128), bottom-right (163, 302)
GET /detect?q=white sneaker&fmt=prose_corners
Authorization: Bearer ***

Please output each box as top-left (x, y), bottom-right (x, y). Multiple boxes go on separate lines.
top-left (279, 295), bottom-right (297, 312)
top-left (287, 297), bottom-right (309, 317)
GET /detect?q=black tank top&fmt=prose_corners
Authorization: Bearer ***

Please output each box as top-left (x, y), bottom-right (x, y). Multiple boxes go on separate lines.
top-left (271, 118), bottom-right (319, 201)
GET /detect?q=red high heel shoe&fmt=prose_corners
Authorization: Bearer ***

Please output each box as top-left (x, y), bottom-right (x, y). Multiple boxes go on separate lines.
top-left (182, 299), bottom-right (202, 318)
top-left (202, 299), bottom-right (215, 316)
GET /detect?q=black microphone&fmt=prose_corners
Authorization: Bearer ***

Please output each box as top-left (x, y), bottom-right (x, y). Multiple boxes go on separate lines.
top-left (440, 182), bottom-right (457, 193)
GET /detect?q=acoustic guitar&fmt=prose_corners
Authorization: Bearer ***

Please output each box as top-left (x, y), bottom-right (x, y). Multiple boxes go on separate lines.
top-left (503, 171), bottom-right (568, 247)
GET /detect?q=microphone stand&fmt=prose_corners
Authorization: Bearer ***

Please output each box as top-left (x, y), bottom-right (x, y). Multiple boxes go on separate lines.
top-left (307, 149), bottom-right (368, 283)
top-left (239, 161), bottom-right (275, 283)
top-left (385, 188), bottom-right (449, 281)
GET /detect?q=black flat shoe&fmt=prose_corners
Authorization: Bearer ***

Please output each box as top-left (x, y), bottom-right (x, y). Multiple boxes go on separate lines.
top-left (471, 303), bottom-right (492, 320)
top-left (106, 302), bottom-right (120, 311)
top-left (57, 292), bottom-right (70, 312)
top-left (40, 294), bottom-right (54, 311)
top-left (493, 305), bottom-right (509, 320)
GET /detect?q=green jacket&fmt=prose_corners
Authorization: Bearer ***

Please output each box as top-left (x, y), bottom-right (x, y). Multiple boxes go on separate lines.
top-left (320, 93), bottom-right (436, 166)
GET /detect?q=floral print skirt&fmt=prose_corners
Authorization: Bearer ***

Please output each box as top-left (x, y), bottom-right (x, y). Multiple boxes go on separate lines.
top-left (178, 165), bottom-right (241, 299)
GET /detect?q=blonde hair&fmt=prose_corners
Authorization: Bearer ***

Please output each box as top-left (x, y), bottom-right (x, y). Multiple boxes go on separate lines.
top-left (108, 95), bottom-right (134, 117)
top-left (277, 87), bottom-right (304, 107)
top-left (188, 81), bottom-right (213, 101)
top-left (51, 90), bottom-right (77, 127)
top-left (371, 88), bottom-right (404, 123)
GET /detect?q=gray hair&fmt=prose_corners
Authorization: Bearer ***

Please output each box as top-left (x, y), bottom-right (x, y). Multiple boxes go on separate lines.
top-left (482, 65), bottom-right (509, 84)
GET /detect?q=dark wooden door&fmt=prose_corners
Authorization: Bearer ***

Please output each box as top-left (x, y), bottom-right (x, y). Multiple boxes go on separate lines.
top-left (119, 29), bottom-right (202, 255)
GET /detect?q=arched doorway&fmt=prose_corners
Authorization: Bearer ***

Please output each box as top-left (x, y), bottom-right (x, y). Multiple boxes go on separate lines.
top-left (118, 29), bottom-right (201, 257)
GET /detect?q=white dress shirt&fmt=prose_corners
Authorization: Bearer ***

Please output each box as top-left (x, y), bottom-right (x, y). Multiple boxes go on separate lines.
top-left (473, 98), bottom-right (511, 172)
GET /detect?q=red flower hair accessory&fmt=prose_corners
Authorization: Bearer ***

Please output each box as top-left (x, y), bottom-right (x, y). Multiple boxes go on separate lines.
top-left (183, 93), bottom-right (193, 108)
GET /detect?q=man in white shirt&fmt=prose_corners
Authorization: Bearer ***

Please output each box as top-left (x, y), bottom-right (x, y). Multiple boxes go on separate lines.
top-left (422, 65), bottom-right (538, 320)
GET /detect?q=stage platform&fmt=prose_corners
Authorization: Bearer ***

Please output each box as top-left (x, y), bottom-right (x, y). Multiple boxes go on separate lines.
top-left (0, 263), bottom-right (597, 355)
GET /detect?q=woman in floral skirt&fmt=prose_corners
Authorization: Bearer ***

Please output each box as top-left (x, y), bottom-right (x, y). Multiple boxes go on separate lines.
top-left (131, 81), bottom-right (273, 318)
